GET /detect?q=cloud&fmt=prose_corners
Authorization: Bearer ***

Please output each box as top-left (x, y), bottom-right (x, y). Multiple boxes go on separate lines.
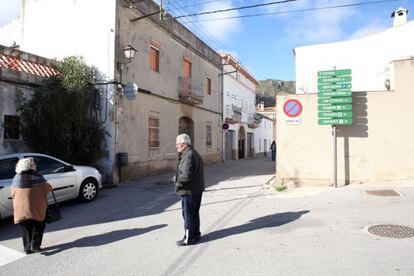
top-left (0, 0), bottom-right (21, 27)
top-left (264, 0), bottom-right (314, 14)
top-left (268, 0), bottom-right (360, 46)
top-left (348, 22), bottom-right (388, 40)
top-left (196, 0), bottom-right (242, 43)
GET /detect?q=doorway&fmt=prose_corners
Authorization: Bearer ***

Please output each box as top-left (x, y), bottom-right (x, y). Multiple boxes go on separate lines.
top-left (247, 133), bottom-right (253, 158)
top-left (225, 130), bottom-right (234, 161)
top-left (238, 126), bottom-right (246, 159)
top-left (179, 116), bottom-right (194, 144)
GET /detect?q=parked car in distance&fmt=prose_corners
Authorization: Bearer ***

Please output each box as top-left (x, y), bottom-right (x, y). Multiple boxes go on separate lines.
top-left (0, 153), bottom-right (102, 220)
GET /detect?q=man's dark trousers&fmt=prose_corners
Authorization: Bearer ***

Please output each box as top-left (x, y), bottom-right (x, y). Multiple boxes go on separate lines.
top-left (181, 193), bottom-right (203, 240)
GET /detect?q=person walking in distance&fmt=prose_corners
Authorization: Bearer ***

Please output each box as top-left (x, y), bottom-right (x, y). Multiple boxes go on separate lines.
top-left (270, 141), bottom-right (276, 162)
top-left (173, 134), bottom-right (205, 246)
top-left (10, 157), bottom-right (53, 254)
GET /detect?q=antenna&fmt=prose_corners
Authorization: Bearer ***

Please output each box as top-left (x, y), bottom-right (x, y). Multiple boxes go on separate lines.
top-left (160, 0), bottom-right (168, 20)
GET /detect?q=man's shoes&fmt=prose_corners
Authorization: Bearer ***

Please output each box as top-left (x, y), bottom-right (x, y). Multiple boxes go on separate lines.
top-left (25, 249), bottom-right (33, 255)
top-left (31, 246), bottom-right (42, 253)
top-left (176, 236), bottom-right (200, 246)
top-left (176, 236), bottom-right (186, 246)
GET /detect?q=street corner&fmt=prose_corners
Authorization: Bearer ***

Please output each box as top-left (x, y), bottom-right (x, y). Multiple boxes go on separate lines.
top-left (263, 176), bottom-right (333, 198)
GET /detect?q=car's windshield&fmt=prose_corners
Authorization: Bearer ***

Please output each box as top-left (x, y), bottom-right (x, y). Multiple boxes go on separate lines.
top-left (24, 156), bottom-right (65, 175)
top-left (0, 157), bottom-right (19, 180)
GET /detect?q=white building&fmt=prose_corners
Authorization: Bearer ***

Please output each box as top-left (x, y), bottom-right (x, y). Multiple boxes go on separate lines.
top-left (255, 103), bottom-right (276, 156)
top-left (294, 7), bottom-right (413, 94)
top-left (221, 53), bottom-right (261, 160)
top-left (275, 7), bottom-right (414, 186)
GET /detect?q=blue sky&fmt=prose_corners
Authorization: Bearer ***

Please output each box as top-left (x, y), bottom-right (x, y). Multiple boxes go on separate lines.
top-left (1, 0), bottom-right (413, 81)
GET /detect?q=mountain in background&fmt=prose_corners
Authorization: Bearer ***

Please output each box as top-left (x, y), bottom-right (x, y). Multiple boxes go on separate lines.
top-left (256, 79), bottom-right (296, 107)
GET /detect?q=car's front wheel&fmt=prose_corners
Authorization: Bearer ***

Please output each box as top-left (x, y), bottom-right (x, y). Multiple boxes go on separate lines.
top-left (78, 178), bottom-right (98, 202)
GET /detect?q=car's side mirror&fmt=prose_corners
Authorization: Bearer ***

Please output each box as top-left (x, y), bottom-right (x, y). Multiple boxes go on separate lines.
top-left (64, 165), bottom-right (75, 172)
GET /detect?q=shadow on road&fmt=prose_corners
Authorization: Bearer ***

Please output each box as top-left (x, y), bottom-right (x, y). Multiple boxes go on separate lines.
top-left (1, 158), bottom-right (275, 240)
top-left (200, 211), bottom-right (310, 243)
top-left (41, 224), bottom-right (167, 256)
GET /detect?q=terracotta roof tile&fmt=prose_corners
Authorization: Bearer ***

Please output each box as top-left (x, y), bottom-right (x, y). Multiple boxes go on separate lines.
top-left (0, 53), bottom-right (58, 77)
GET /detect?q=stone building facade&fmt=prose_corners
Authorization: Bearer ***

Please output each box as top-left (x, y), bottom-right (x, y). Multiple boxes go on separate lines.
top-left (0, 0), bottom-right (223, 182)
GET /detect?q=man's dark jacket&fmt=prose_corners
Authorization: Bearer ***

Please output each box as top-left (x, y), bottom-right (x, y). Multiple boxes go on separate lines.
top-left (175, 146), bottom-right (205, 196)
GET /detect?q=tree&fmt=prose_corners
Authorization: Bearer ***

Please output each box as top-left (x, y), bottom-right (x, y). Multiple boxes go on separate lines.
top-left (17, 56), bottom-right (106, 165)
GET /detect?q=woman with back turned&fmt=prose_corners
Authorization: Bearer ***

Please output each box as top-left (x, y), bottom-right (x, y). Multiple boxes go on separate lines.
top-left (11, 157), bottom-right (52, 254)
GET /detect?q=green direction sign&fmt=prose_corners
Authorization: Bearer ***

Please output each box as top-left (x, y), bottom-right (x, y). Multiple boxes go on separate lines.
top-left (318, 90), bottom-right (352, 97)
top-left (317, 69), bottom-right (352, 78)
top-left (318, 118), bottom-right (352, 125)
top-left (318, 76), bottom-right (352, 84)
top-left (318, 104), bottom-right (352, 111)
top-left (318, 111), bottom-right (353, 118)
top-left (318, 97), bottom-right (352, 104)
top-left (318, 83), bottom-right (352, 91)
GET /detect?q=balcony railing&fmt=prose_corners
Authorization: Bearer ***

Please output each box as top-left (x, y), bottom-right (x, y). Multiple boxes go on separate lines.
top-left (178, 77), bottom-right (203, 104)
top-left (225, 105), bottom-right (242, 123)
top-left (248, 113), bottom-right (262, 128)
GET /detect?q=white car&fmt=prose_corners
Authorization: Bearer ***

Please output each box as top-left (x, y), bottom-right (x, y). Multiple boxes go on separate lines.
top-left (0, 153), bottom-right (102, 220)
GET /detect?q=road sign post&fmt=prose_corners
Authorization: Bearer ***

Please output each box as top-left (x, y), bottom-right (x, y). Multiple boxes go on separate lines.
top-left (317, 68), bottom-right (353, 188)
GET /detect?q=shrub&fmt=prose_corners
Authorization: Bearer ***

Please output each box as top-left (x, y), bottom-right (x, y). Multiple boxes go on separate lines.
top-left (17, 56), bottom-right (106, 165)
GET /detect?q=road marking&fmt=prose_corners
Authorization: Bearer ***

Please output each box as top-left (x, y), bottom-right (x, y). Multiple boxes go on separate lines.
top-left (0, 245), bottom-right (25, 267)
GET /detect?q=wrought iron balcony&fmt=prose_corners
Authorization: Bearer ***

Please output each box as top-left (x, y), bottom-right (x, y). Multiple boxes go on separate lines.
top-left (225, 105), bottom-right (242, 123)
top-left (178, 77), bottom-right (203, 104)
top-left (248, 113), bottom-right (262, 128)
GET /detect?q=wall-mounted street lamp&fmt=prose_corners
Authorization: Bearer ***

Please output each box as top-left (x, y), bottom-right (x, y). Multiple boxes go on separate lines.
top-left (121, 44), bottom-right (137, 63)
top-left (118, 44), bottom-right (138, 73)
top-left (116, 43), bottom-right (139, 99)
top-left (117, 44), bottom-right (137, 86)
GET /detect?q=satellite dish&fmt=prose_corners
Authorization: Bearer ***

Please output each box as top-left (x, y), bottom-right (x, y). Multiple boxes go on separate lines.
top-left (124, 82), bottom-right (138, 100)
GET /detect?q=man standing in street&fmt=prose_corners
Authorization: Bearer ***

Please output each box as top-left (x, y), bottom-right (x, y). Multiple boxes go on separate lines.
top-left (174, 133), bottom-right (205, 246)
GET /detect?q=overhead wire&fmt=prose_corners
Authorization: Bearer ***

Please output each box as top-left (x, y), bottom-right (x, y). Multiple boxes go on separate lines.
top-left (129, 0), bottom-right (397, 80)
top-left (176, 0), bottom-right (398, 22)
top-left (166, 0), bottom-right (223, 10)
top-left (166, 0), bottom-right (264, 80)
top-left (167, 0), bottom-right (225, 52)
top-left (172, 0), bottom-right (298, 19)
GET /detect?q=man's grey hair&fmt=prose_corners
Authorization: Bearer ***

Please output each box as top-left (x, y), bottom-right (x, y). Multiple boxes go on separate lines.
top-left (176, 133), bottom-right (192, 145)
top-left (15, 157), bottom-right (36, 173)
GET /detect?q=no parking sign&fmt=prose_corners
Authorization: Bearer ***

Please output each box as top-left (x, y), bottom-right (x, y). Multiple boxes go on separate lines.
top-left (283, 99), bottom-right (302, 117)
top-left (283, 99), bottom-right (302, 125)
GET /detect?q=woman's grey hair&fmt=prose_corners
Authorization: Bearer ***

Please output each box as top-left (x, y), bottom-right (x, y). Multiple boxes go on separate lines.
top-left (15, 157), bottom-right (36, 173)
top-left (176, 133), bottom-right (192, 145)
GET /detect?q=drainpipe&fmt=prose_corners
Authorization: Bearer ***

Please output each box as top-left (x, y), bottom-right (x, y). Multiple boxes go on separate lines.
top-left (220, 62), bottom-right (225, 163)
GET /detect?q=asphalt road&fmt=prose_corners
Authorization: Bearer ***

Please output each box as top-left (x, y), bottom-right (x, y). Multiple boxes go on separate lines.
top-left (1, 158), bottom-right (414, 276)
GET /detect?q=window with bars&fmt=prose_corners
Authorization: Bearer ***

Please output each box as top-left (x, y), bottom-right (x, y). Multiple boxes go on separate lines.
top-left (3, 115), bottom-right (20, 140)
top-left (148, 113), bottom-right (160, 148)
top-left (206, 122), bottom-right (212, 148)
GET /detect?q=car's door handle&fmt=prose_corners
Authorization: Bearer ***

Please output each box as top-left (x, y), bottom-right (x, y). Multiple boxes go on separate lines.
top-left (7, 197), bottom-right (12, 200)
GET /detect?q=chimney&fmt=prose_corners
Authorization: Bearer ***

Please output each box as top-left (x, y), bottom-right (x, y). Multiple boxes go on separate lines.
top-left (391, 7), bottom-right (408, 27)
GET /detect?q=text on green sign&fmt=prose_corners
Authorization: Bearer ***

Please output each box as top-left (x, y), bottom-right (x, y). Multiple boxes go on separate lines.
top-left (318, 104), bottom-right (352, 111)
top-left (318, 111), bottom-right (352, 118)
top-left (318, 118), bottom-right (352, 125)
top-left (317, 69), bottom-right (352, 77)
